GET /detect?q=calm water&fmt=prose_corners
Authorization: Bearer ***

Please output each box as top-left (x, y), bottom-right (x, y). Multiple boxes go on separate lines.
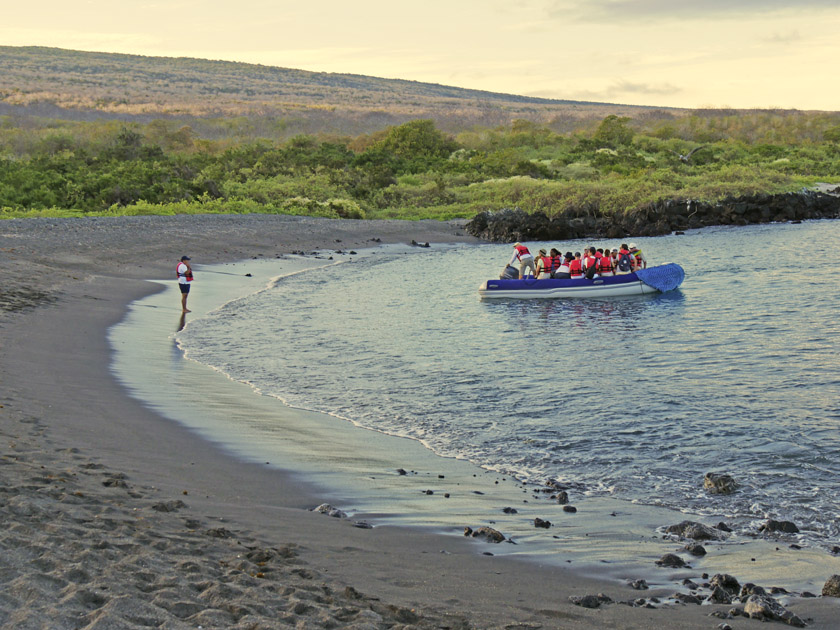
top-left (177, 222), bottom-right (840, 547)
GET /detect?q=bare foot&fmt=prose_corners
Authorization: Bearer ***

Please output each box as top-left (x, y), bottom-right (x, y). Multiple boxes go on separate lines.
top-left (182, 309), bottom-right (191, 313)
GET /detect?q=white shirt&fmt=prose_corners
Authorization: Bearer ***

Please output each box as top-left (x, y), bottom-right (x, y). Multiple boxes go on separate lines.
top-left (177, 262), bottom-right (190, 284)
top-left (509, 249), bottom-right (534, 266)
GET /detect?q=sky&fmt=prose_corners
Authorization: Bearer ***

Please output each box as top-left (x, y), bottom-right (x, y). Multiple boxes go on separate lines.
top-left (4, 0), bottom-right (840, 110)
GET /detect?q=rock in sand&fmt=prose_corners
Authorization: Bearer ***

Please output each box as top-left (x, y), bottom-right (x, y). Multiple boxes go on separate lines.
top-left (743, 594), bottom-right (806, 627)
top-left (821, 574), bottom-right (840, 597)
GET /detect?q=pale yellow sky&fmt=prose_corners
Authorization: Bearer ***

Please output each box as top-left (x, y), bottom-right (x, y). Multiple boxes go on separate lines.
top-left (4, 0), bottom-right (840, 110)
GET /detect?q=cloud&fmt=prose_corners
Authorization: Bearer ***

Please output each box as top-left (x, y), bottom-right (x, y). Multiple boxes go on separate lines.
top-left (549, 0), bottom-right (840, 22)
top-left (763, 30), bottom-right (802, 45)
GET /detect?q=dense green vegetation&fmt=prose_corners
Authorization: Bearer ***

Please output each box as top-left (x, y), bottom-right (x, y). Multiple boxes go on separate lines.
top-left (2, 110), bottom-right (840, 221)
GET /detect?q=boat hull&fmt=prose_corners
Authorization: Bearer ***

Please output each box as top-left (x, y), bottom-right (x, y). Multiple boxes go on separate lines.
top-left (478, 264), bottom-right (684, 299)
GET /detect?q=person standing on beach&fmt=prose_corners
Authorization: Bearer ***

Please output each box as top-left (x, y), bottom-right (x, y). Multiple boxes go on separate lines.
top-left (176, 255), bottom-right (194, 313)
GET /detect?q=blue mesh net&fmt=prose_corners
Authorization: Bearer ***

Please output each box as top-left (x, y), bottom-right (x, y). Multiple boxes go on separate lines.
top-left (635, 263), bottom-right (685, 293)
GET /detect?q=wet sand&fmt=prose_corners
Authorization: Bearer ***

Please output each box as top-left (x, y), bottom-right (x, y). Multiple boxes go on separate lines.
top-left (1, 214), bottom-right (838, 629)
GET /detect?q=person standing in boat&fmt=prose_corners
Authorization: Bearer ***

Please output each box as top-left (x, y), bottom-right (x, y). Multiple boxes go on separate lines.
top-left (629, 243), bottom-right (647, 269)
top-left (508, 242), bottom-right (536, 278)
top-left (176, 255), bottom-right (194, 313)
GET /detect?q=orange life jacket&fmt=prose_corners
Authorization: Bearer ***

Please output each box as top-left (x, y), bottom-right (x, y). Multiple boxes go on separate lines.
top-left (514, 244), bottom-right (531, 258)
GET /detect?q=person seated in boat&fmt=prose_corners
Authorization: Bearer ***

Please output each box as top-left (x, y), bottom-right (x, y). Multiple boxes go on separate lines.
top-left (508, 242), bottom-right (536, 278)
top-left (598, 249), bottom-right (615, 276)
top-left (548, 248), bottom-right (563, 275)
top-left (569, 252), bottom-right (584, 278)
top-left (615, 244), bottom-right (634, 274)
top-left (534, 249), bottom-right (553, 279)
top-left (583, 247), bottom-right (602, 278)
top-left (629, 243), bottom-right (647, 269)
top-left (552, 252), bottom-right (572, 279)
top-left (582, 247), bottom-right (597, 273)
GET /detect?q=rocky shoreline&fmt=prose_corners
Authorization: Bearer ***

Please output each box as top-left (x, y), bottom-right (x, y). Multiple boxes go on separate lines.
top-left (464, 189), bottom-right (840, 242)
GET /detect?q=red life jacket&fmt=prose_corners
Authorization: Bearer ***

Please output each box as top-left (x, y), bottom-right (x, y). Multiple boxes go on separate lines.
top-left (569, 259), bottom-right (583, 277)
top-left (539, 255), bottom-right (552, 272)
top-left (176, 262), bottom-right (194, 282)
top-left (514, 244), bottom-right (531, 258)
top-left (598, 256), bottom-right (613, 273)
top-left (550, 254), bottom-right (563, 272)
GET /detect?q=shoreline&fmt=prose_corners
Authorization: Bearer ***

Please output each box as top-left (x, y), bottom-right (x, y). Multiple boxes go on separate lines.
top-left (2, 214), bottom-right (838, 628)
top-left (118, 245), bottom-right (839, 592)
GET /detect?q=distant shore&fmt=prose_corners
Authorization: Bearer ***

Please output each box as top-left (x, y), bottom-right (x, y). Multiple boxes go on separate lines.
top-left (2, 214), bottom-right (838, 628)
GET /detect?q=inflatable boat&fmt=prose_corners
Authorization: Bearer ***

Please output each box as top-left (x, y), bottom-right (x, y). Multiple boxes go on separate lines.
top-left (478, 263), bottom-right (685, 299)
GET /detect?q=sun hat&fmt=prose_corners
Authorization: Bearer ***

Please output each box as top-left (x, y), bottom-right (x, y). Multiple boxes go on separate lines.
top-left (629, 243), bottom-right (637, 249)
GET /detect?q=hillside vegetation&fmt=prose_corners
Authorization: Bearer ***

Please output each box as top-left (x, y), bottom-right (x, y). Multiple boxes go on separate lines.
top-left (1, 47), bottom-right (839, 223)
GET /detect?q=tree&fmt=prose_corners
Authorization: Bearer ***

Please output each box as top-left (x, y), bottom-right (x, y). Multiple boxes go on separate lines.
top-left (593, 115), bottom-right (634, 148)
top-left (377, 120), bottom-right (456, 160)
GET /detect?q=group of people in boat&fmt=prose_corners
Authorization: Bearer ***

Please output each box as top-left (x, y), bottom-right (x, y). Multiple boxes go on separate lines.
top-left (505, 242), bottom-right (647, 280)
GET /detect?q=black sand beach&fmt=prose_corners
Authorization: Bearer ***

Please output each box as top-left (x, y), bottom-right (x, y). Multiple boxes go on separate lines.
top-left (2, 214), bottom-right (838, 629)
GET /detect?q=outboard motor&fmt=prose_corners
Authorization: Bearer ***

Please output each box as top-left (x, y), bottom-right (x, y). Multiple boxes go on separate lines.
top-left (500, 264), bottom-right (520, 279)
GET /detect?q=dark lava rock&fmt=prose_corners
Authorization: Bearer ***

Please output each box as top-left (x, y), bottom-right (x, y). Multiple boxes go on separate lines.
top-left (822, 574), bottom-right (840, 597)
top-left (562, 505), bottom-right (577, 513)
top-left (628, 579), bottom-right (649, 590)
top-left (739, 583), bottom-right (766, 598)
top-left (666, 520), bottom-right (727, 541)
top-left (534, 518), bottom-right (552, 529)
top-left (744, 594), bottom-right (806, 627)
top-left (684, 542), bottom-right (707, 556)
top-left (569, 593), bottom-right (612, 609)
top-left (704, 472), bottom-right (738, 495)
top-left (716, 522), bottom-right (733, 533)
top-left (656, 553), bottom-right (687, 568)
top-left (463, 192), bottom-right (840, 243)
top-left (673, 593), bottom-right (702, 605)
top-left (710, 574), bottom-right (741, 595)
top-left (759, 519), bottom-right (800, 534)
top-left (396, 468), bottom-right (407, 475)
top-left (706, 586), bottom-right (732, 605)
top-left (464, 526), bottom-right (505, 543)
top-left (555, 490), bottom-right (569, 504)
top-left (502, 507), bottom-right (518, 514)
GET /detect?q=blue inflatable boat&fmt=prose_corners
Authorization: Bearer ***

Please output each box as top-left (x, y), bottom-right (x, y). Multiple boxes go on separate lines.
top-left (478, 263), bottom-right (685, 299)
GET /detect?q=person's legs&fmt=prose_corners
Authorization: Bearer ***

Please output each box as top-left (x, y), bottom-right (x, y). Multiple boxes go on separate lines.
top-left (180, 284), bottom-right (191, 312)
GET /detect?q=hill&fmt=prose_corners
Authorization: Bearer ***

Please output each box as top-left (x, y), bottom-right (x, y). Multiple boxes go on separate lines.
top-left (0, 46), bottom-right (673, 135)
